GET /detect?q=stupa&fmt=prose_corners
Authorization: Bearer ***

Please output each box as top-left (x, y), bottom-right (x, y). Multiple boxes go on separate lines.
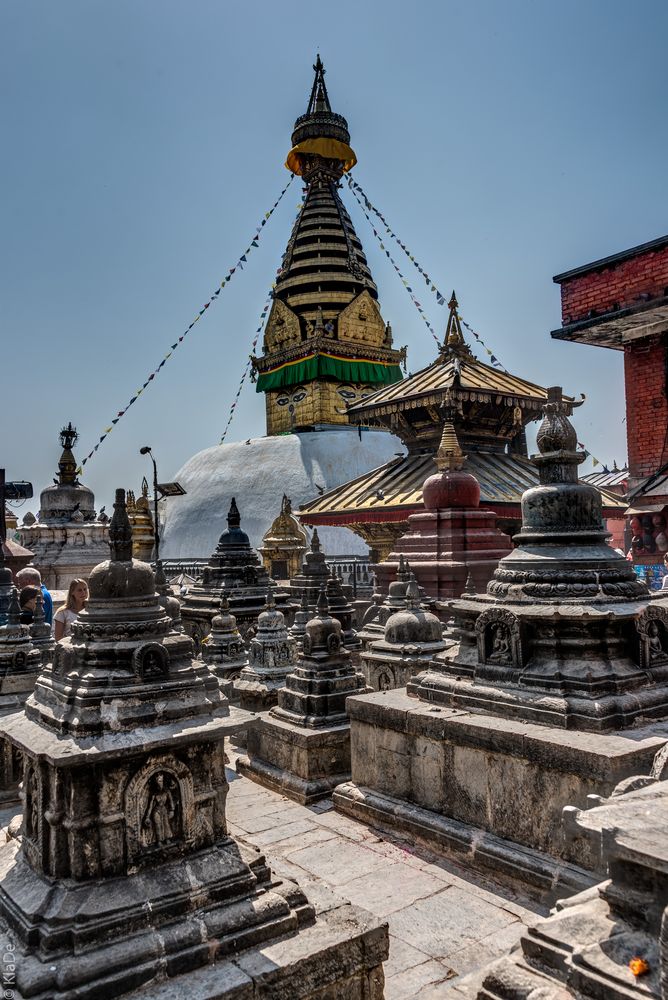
top-left (259, 494), bottom-right (308, 580)
top-left (200, 592), bottom-right (248, 697)
top-left (357, 553), bottom-right (413, 648)
top-left (374, 406), bottom-right (513, 600)
top-left (335, 388), bottom-right (668, 892)
top-left (288, 527), bottom-right (331, 604)
top-left (238, 586), bottom-right (369, 803)
top-left (154, 559), bottom-right (183, 631)
top-left (160, 56), bottom-right (404, 562)
top-left (18, 423), bottom-right (109, 588)
top-left (361, 574), bottom-right (452, 690)
top-left (0, 489), bottom-right (388, 998)
top-left (0, 587), bottom-right (41, 803)
top-left (126, 478), bottom-right (155, 560)
top-left (180, 497), bottom-right (293, 649)
top-left (233, 591), bottom-right (299, 711)
top-left (289, 590), bottom-right (313, 648)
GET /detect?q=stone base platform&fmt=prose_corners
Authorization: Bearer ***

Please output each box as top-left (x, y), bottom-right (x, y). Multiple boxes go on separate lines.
top-left (234, 676), bottom-right (285, 713)
top-left (0, 834), bottom-right (388, 1000)
top-left (237, 714), bottom-right (352, 805)
top-left (338, 689), bottom-right (667, 880)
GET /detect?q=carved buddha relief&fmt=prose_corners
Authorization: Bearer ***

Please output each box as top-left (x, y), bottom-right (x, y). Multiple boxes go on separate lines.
top-left (141, 772), bottom-right (180, 849)
top-left (637, 607), bottom-right (668, 670)
top-left (475, 609), bottom-right (523, 670)
top-left (125, 756), bottom-right (195, 865)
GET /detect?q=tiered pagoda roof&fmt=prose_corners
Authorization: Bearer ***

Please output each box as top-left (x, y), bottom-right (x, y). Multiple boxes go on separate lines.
top-left (300, 295), bottom-right (627, 536)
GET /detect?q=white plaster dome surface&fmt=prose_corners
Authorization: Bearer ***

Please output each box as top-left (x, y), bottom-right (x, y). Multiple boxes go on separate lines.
top-left (161, 428), bottom-right (403, 559)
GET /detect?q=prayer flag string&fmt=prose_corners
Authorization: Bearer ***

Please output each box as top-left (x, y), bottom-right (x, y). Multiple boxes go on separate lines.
top-left (346, 176), bottom-right (508, 372)
top-left (77, 175), bottom-right (295, 473)
top-left (345, 179), bottom-right (441, 348)
top-left (218, 197), bottom-right (305, 443)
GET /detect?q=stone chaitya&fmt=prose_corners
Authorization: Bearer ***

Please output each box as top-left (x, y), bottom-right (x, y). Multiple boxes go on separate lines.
top-left (200, 591), bottom-right (249, 694)
top-left (18, 423), bottom-right (109, 589)
top-left (233, 591), bottom-right (299, 711)
top-left (0, 489), bottom-right (388, 999)
top-left (335, 388), bottom-right (668, 895)
top-left (290, 590), bottom-right (313, 648)
top-left (238, 586), bottom-right (369, 804)
top-left (0, 587), bottom-right (42, 803)
top-left (357, 554), bottom-right (418, 649)
top-left (28, 588), bottom-right (55, 665)
top-left (181, 497), bottom-right (293, 650)
top-left (361, 574), bottom-right (452, 691)
top-left (326, 569), bottom-right (361, 651)
top-left (288, 527), bottom-right (331, 605)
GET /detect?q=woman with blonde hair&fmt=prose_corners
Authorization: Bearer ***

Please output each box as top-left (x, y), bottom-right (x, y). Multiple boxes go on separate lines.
top-left (53, 579), bottom-right (89, 641)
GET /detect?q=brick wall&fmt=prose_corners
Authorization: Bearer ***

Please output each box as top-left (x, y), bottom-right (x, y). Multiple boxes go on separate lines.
top-left (624, 333), bottom-right (668, 479)
top-left (560, 244), bottom-right (668, 325)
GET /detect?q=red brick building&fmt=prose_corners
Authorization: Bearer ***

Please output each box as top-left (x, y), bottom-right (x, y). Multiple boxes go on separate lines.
top-left (552, 234), bottom-right (668, 587)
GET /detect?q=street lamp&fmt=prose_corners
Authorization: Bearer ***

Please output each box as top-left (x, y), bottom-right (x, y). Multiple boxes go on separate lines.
top-left (139, 448), bottom-right (186, 564)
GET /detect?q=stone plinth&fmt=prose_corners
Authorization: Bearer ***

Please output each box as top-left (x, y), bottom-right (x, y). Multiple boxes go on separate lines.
top-left (335, 688), bottom-right (666, 894)
top-left (361, 574), bottom-right (452, 690)
top-left (374, 418), bottom-right (512, 602)
top-left (0, 488), bottom-right (388, 999)
top-left (238, 589), bottom-right (369, 803)
top-left (234, 593), bottom-right (299, 711)
top-left (466, 780), bottom-right (668, 999)
top-left (181, 497), bottom-right (293, 651)
top-left (18, 423), bottom-right (110, 589)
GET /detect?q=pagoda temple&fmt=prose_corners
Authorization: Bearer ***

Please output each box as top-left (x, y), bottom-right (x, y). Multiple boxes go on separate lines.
top-left (160, 57), bottom-right (404, 561)
top-left (300, 294), bottom-right (627, 561)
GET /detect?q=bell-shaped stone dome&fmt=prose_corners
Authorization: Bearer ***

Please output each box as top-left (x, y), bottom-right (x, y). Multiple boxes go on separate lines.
top-left (384, 576), bottom-right (442, 645)
top-left (87, 489), bottom-right (156, 603)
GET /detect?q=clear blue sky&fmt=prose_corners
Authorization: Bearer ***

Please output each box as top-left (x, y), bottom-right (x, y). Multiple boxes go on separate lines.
top-left (2, 0), bottom-right (666, 513)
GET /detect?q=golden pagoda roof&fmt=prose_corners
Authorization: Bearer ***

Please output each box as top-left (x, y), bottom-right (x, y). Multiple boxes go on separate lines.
top-left (298, 451), bottom-right (627, 524)
top-left (346, 351), bottom-right (562, 421)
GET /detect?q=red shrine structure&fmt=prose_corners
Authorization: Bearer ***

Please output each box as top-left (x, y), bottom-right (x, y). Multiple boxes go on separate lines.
top-left (552, 234), bottom-right (668, 587)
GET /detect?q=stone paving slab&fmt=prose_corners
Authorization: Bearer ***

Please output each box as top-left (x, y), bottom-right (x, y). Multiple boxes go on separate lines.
top-left (225, 751), bottom-right (546, 999)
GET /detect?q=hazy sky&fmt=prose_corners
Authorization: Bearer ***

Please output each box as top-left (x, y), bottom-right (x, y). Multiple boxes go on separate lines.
top-left (2, 0), bottom-right (666, 515)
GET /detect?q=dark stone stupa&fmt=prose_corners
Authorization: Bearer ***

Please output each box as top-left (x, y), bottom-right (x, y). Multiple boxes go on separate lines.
top-left (413, 386), bottom-right (667, 732)
top-left (0, 489), bottom-right (388, 998)
top-left (181, 497), bottom-right (293, 649)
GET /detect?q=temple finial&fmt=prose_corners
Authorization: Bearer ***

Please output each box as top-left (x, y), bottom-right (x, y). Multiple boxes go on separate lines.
top-left (463, 571), bottom-right (476, 595)
top-left (265, 589), bottom-right (276, 610)
top-left (434, 415), bottom-right (466, 473)
top-left (228, 498), bottom-right (241, 530)
top-left (57, 422), bottom-right (79, 485)
top-left (307, 54), bottom-right (331, 114)
top-left (406, 573), bottom-right (420, 608)
top-left (444, 291), bottom-right (466, 350)
top-left (311, 528), bottom-right (321, 553)
top-left (316, 584), bottom-right (329, 616)
top-left (109, 489), bottom-right (133, 562)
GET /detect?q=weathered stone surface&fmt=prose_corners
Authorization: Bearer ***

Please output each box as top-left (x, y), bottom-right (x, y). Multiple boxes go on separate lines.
top-left (0, 489), bottom-right (387, 999)
top-left (233, 592), bottom-right (299, 711)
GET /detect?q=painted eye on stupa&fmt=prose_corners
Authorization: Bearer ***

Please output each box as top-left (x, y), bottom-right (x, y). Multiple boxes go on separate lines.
top-left (277, 386), bottom-right (308, 407)
top-left (337, 384), bottom-right (357, 401)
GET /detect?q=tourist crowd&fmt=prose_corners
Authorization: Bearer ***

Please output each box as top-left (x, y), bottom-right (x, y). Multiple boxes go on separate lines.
top-left (15, 567), bottom-right (89, 639)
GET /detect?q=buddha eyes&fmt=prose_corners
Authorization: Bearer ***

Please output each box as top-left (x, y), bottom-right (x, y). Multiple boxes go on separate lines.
top-left (277, 387), bottom-right (308, 406)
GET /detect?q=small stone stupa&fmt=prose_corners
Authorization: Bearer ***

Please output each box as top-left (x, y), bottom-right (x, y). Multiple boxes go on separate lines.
top-left (361, 574), bottom-right (452, 690)
top-left (357, 554), bottom-right (413, 649)
top-left (126, 478), bottom-right (155, 560)
top-left (200, 591), bottom-right (249, 695)
top-left (289, 590), bottom-right (313, 648)
top-left (234, 591), bottom-right (299, 711)
top-left (18, 423), bottom-right (109, 588)
top-left (28, 588), bottom-right (55, 664)
top-left (374, 404), bottom-right (512, 601)
top-left (181, 497), bottom-right (293, 649)
top-left (238, 586), bottom-right (369, 804)
top-left (0, 489), bottom-right (388, 998)
top-left (335, 388), bottom-right (668, 891)
top-left (288, 527), bottom-right (331, 605)
top-left (259, 493), bottom-right (308, 580)
top-left (326, 569), bottom-right (361, 651)
top-left (0, 587), bottom-right (42, 803)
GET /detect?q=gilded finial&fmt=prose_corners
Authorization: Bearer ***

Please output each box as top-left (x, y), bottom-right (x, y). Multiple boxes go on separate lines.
top-left (445, 291), bottom-right (465, 349)
top-left (109, 488), bottom-right (133, 562)
top-left (434, 416), bottom-right (466, 473)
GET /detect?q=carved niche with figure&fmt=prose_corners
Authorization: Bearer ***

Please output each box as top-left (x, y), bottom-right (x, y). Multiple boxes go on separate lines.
top-left (637, 606), bottom-right (668, 670)
top-left (124, 756), bottom-right (196, 865)
top-left (475, 608), bottom-right (523, 670)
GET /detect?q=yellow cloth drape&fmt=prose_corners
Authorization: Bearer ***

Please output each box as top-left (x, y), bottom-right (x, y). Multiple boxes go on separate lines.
top-left (285, 138), bottom-right (357, 175)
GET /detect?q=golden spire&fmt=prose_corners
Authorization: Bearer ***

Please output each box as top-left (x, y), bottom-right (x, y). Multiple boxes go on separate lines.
top-left (434, 398), bottom-right (466, 472)
top-left (445, 291), bottom-right (465, 349)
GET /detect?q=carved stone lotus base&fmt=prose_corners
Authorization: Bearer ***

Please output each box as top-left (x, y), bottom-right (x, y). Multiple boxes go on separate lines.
top-left (336, 689), bottom-right (667, 882)
top-left (238, 715), bottom-right (353, 805)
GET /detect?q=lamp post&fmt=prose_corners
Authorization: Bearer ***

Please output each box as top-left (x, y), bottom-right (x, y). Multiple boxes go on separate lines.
top-left (139, 448), bottom-right (187, 565)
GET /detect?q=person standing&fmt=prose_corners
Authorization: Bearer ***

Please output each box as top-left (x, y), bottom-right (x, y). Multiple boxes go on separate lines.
top-left (18, 586), bottom-right (39, 625)
top-left (53, 579), bottom-right (89, 641)
top-left (15, 566), bottom-right (53, 626)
